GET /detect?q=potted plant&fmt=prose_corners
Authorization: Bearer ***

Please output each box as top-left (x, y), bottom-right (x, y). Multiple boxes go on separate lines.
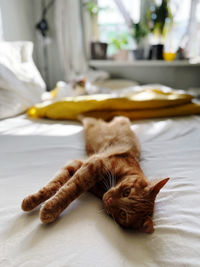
top-left (147, 0), bottom-right (173, 60)
top-left (109, 33), bottom-right (129, 61)
top-left (83, 0), bottom-right (108, 60)
top-left (132, 22), bottom-right (149, 59)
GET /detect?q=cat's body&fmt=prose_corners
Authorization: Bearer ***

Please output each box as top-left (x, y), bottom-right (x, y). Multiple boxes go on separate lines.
top-left (22, 116), bottom-right (169, 233)
top-left (84, 116), bottom-right (141, 198)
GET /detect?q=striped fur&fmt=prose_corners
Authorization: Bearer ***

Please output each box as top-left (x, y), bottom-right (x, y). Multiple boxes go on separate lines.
top-left (21, 116), bottom-right (169, 233)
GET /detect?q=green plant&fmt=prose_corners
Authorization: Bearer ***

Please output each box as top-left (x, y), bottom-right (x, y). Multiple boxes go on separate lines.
top-left (109, 34), bottom-right (129, 53)
top-left (132, 22), bottom-right (149, 45)
top-left (83, 0), bottom-right (106, 16)
top-left (147, 0), bottom-right (173, 38)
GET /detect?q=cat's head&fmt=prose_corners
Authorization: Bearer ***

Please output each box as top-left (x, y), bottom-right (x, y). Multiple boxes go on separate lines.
top-left (102, 176), bottom-right (169, 233)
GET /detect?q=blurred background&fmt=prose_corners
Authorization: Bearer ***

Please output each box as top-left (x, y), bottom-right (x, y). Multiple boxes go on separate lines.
top-left (0, 0), bottom-right (200, 91)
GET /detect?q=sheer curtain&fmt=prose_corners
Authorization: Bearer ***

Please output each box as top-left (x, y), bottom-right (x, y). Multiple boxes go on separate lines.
top-left (186, 0), bottom-right (200, 59)
top-left (0, 8), bottom-right (3, 41)
top-left (55, 0), bottom-right (88, 81)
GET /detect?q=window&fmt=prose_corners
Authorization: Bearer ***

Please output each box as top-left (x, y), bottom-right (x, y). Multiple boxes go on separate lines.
top-left (88, 0), bottom-right (200, 59)
top-left (97, 0), bottom-right (141, 54)
top-left (166, 0), bottom-right (192, 49)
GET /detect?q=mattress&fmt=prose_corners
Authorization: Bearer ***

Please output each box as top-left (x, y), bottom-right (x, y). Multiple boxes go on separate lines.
top-left (0, 115), bottom-right (200, 267)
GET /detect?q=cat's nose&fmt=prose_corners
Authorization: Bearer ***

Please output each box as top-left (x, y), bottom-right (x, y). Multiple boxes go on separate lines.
top-left (106, 197), bottom-right (112, 206)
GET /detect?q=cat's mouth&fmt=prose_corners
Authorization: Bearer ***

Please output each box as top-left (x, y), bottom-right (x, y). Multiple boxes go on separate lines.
top-left (102, 195), bottom-right (113, 215)
top-left (105, 197), bottom-right (112, 205)
top-left (104, 206), bottom-right (110, 215)
top-left (102, 193), bottom-right (110, 205)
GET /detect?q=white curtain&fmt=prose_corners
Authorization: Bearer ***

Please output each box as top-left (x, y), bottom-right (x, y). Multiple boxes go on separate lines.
top-left (0, 8), bottom-right (3, 41)
top-left (185, 0), bottom-right (200, 59)
top-left (55, 0), bottom-right (88, 81)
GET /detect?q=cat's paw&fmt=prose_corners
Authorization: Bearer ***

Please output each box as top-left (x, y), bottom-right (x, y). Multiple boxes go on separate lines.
top-left (21, 196), bottom-right (37, 211)
top-left (40, 202), bottom-right (60, 224)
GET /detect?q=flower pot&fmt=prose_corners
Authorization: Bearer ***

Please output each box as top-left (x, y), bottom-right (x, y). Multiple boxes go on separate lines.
top-left (113, 50), bottom-right (129, 61)
top-left (91, 42), bottom-right (107, 60)
top-left (133, 48), bottom-right (144, 60)
top-left (148, 44), bottom-right (164, 60)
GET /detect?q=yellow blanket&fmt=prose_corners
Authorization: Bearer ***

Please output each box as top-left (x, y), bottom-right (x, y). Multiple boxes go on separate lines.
top-left (27, 89), bottom-right (200, 121)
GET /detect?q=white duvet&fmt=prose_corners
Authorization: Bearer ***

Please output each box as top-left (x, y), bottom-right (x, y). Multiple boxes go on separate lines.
top-left (0, 42), bottom-right (45, 119)
top-left (0, 115), bottom-right (200, 267)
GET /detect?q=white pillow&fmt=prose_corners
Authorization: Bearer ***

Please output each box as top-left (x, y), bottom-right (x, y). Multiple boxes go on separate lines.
top-left (0, 41), bottom-right (46, 119)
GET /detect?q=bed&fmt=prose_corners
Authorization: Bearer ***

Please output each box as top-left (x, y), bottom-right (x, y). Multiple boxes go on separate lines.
top-left (0, 114), bottom-right (200, 267)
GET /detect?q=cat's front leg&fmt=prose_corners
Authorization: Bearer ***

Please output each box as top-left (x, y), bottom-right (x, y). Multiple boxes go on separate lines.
top-left (21, 160), bottom-right (83, 212)
top-left (40, 156), bottom-right (104, 224)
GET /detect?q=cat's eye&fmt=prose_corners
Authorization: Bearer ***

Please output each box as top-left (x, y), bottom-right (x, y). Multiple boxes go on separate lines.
top-left (122, 188), bottom-right (131, 197)
top-left (119, 209), bottom-right (126, 220)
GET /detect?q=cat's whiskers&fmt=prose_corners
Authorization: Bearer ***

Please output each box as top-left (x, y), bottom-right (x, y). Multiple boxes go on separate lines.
top-left (97, 208), bottom-right (104, 214)
top-left (101, 178), bottom-right (109, 190)
top-left (108, 169), bottom-right (115, 189)
top-left (109, 171), bottom-right (114, 188)
top-left (103, 173), bottom-right (111, 190)
top-left (93, 153), bottom-right (116, 190)
top-left (102, 164), bottom-right (113, 190)
top-left (111, 172), bottom-right (115, 186)
top-left (109, 170), bottom-right (115, 188)
top-left (93, 148), bottom-right (113, 191)
top-left (111, 173), bottom-right (114, 187)
top-left (110, 173), bottom-right (114, 187)
top-left (111, 214), bottom-right (118, 226)
top-left (102, 167), bottom-right (117, 192)
top-left (96, 210), bottom-right (105, 217)
top-left (103, 165), bottom-right (111, 185)
top-left (107, 170), bottom-right (112, 188)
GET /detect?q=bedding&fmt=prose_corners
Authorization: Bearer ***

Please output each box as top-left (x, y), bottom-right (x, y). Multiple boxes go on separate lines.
top-left (27, 88), bottom-right (200, 121)
top-left (0, 115), bottom-right (200, 267)
top-left (0, 42), bottom-right (45, 119)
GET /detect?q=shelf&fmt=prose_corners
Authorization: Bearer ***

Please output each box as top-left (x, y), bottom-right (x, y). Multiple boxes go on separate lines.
top-left (88, 59), bottom-right (200, 89)
top-left (89, 60), bottom-right (200, 67)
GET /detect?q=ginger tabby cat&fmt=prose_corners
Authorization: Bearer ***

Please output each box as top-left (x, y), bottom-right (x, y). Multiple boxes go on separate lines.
top-left (21, 116), bottom-right (169, 233)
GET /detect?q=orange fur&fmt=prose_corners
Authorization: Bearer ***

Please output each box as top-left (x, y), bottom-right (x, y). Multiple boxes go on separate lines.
top-left (21, 116), bottom-right (169, 233)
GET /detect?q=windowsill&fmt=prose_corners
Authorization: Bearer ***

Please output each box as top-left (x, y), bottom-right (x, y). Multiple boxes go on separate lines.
top-left (89, 59), bottom-right (200, 67)
top-left (88, 59), bottom-right (200, 89)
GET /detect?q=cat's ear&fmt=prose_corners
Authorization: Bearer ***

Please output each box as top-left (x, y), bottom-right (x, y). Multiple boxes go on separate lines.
top-left (141, 216), bottom-right (154, 234)
top-left (150, 178), bottom-right (170, 199)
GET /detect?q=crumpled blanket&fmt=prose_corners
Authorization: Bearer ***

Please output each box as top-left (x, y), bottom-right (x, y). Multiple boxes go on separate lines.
top-left (27, 88), bottom-right (200, 121)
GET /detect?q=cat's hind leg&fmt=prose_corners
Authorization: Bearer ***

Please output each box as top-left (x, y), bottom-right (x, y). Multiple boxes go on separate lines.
top-left (21, 160), bottom-right (83, 212)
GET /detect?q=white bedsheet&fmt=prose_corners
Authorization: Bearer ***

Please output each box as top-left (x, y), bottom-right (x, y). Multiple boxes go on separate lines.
top-left (0, 115), bottom-right (200, 267)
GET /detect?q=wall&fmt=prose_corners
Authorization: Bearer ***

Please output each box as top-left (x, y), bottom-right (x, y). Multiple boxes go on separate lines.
top-left (0, 0), bottom-right (35, 42)
top-left (0, 0), bottom-right (39, 67)
top-left (0, 0), bottom-right (60, 89)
